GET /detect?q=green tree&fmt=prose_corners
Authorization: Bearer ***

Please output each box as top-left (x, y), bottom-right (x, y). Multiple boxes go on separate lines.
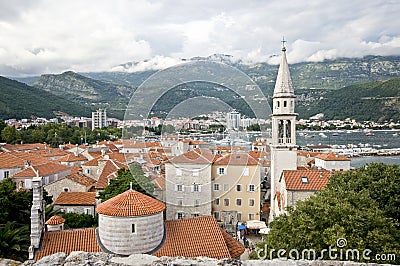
top-left (99, 163), bottom-right (155, 201)
top-left (0, 221), bottom-right (30, 261)
top-left (258, 164), bottom-right (400, 264)
top-left (1, 125), bottom-right (19, 144)
top-left (61, 213), bottom-right (97, 229)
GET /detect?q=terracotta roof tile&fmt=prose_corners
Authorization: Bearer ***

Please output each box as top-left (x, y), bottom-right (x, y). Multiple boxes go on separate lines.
top-left (0, 152), bottom-right (50, 169)
top-left (95, 160), bottom-right (128, 189)
top-left (315, 152), bottom-right (351, 161)
top-left (169, 148), bottom-right (216, 164)
top-left (282, 170), bottom-right (331, 191)
top-left (34, 228), bottom-right (101, 260)
top-left (45, 215), bottom-right (66, 225)
top-left (220, 229), bottom-right (245, 258)
top-left (56, 153), bottom-right (88, 163)
top-left (1, 143), bottom-right (47, 152)
top-left (214, 152), bottom-right (259, 166)
top-left (54, 192), bottom-right (97, 205)
top-left (154, 216), bottom-right (232, 259)
top-left (96, 189), bottom-right (165, 216)
top-left (12, 162), bottom-right (70, 178)
top-left (66, 173), bottom-right (96, 187)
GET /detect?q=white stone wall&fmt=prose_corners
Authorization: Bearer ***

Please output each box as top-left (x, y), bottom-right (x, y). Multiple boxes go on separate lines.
top-left (0, 167), bottom-right (22, 181)
top-left (44, 178), bottom-right (88, 202)
top-left (98, 212), bottom-right (164, 255)
top-left (165, 163), bottom-right (212, 220)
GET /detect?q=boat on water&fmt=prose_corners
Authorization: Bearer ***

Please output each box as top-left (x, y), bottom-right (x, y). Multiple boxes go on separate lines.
top-left (365, 133), bottom-right (375, 137)
top-left (318, 132), bottom-right (328, 138)
top-left (332, 133), bottom-right (339, 136)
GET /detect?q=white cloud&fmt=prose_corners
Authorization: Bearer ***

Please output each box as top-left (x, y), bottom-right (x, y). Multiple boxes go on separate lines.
top-left (0, 0), bottom-right (399, 76)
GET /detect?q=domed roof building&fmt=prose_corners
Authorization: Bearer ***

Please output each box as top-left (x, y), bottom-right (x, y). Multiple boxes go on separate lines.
top-left (96, 189), bottom-right (166, 255)
top-left (45, 215), bottom-right (66, 232)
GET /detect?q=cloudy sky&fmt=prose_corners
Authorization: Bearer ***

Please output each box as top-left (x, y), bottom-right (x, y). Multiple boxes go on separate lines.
top-left (1, 0), bottom-right (399, 76)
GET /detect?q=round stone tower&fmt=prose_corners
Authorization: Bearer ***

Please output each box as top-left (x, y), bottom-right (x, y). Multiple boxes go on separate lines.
top-left (96, 189), bottom-right (166, 255)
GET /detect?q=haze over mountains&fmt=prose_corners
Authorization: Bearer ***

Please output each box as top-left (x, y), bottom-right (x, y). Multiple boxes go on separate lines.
top-left (3, 54), bottom-right (400, 121)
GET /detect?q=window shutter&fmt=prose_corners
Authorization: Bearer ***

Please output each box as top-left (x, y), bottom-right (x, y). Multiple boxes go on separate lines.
top-left (198, 185), bottom-right (202, 192)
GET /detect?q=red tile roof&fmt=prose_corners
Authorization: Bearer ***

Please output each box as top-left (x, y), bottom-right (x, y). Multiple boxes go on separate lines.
top-left (34, 228), bottom-right (101, 260)
top-left (12, 162), bottom-right (70, 178)
top-left (0, 152), bottom-right (50, 169)
top-left (154, 216), bottom-right (234, 259)
top-left (56, 153), bottom-right (88, 163)
top-left (95, 160), bottom-right (128, 189)
top-left (45, 215), bottom-right (65, 225)
top-left (214, 152), bottom-right (259, 166)
top-left (220, 229), bottom-right (245, 258)
top-left (169, 148), bottom-right (216, 164)
top-left (282, 170), bottom-right (331, 191)
top-left (314, 152), bottom-right (351, 161)
top-left (54, 192), bottom-right (97, 205)
top-left (96, 189), bottom-right (165, 217)
top-left (66, 173), bottom-right (96, 187)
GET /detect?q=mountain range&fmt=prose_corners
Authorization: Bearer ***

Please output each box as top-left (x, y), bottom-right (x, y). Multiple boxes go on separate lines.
top-left (3, 54), bottom-right (400, 121)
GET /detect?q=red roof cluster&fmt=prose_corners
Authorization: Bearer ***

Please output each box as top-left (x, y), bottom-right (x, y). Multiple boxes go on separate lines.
top-left (54, 192), bottom-right (97, 205)
top-left (45, 215), bottom-right (66, 225)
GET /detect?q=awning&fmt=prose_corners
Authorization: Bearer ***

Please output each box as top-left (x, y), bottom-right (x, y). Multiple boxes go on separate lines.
top-left (259, 227), bottom-right (270, 234)
top-left (246, 220), bottom-right (268, 230)
top-left (237, 224), bottom-right (247, 230)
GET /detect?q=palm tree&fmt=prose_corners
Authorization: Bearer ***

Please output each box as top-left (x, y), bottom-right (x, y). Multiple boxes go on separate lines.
top-left (0, 221), bottom-right (30, 261)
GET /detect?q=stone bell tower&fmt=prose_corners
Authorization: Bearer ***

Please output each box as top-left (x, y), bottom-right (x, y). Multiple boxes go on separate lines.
top-left (269, 39), bottom-right (298, 221)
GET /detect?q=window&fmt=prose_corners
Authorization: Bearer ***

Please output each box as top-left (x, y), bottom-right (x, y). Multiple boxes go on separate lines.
top-left (214, 198), bottom-right (220, 205)
top-left (84, 208), bottom-right (91, 215)
top-left (249, 199), bottom-right (255, 206)
top-left (237, 213), bottom-right (242, 222)
top-left (177, 212), bottom-right (184, 219)
top-left (301, 177), bottom-right (308, 184)
top-left (67, 208), bottom-right (74, 213)
top-left (218, 167), bottom-right (226, 175)
top-left (192, 170), bottom-right (199, 176)
top-left (131, 224), bottom-right (136, 233)
top-left (236, 198), bottom-right (242, 206)
top-left (284, 100), bottom-right (287, 107)
top-left (86, 169), bottom-right (90, 174)
top-left (224, 198), bottom-right (230, 206)
top-left (176, 184), bottom-right (184, 191)
top-left (214, 183), bottom-right (220, 191)
top-left (277, 101), bottom-right (280, 107)
top-left (242, 168), bottom-right (249, 176)
top-left (45, 176), bottom-right (49, 185)
top-left (24, 179), bottom-right (32, 189)
top-left (192, 213), bottom-right (200, 217)
top-left (224, 184), bottom-right (229, 191)
top-left (193, 184), bottom-right (199, 192)
top-left (176, 168), bottom-right (182, 176)
top-left (4, 171), bottom-right (9, 178)
top-left (249, 213), bottom-right (254, 220)
top-left (236, 184), bottom-right (242, 192)
top-left (54, 174), bottom-right (59, 181)
top-left (194, 199), bottom-right (200, 207)
top-left (178, 199), bottom-right (183, 206)
top-left (214, 212), bottom-right (220, 220)
top-left (63, 187), bottom-right (70, 192)
top-left (248, 184), bottom-right (255, 192)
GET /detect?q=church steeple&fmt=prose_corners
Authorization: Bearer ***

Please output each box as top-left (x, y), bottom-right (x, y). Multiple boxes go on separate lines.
top-left (269, 38), bottom-right (298, 222)
top-left (273, 37), bottom-right (294, 99)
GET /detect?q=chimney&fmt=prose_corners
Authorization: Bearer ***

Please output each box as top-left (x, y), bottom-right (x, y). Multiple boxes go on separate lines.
top-left (29, 176), bottom-right (45, 260)
top-left (319, 172), bottom-right (323, 178)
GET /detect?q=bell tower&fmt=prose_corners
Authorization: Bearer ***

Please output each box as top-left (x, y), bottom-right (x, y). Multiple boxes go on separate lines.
top-left (269, 38), bottom-right (298, 221)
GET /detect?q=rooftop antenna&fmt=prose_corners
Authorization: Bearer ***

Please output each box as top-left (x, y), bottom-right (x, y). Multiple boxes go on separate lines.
top-left (281, 36), bottom-right (287, 52)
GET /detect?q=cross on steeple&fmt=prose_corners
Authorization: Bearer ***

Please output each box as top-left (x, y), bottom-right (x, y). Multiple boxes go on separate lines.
top-left (281, 36), bottom-right (287, 51)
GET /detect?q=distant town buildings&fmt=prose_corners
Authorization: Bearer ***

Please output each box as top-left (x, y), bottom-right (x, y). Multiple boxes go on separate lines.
top-left (226, 110), bottom-right (241, 131)
top-left (91, 109), bottom-right (107, 130)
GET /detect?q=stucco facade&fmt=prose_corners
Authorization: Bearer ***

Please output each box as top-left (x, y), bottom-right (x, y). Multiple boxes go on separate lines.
top-left (211, 162), bottom-right (261, 223)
